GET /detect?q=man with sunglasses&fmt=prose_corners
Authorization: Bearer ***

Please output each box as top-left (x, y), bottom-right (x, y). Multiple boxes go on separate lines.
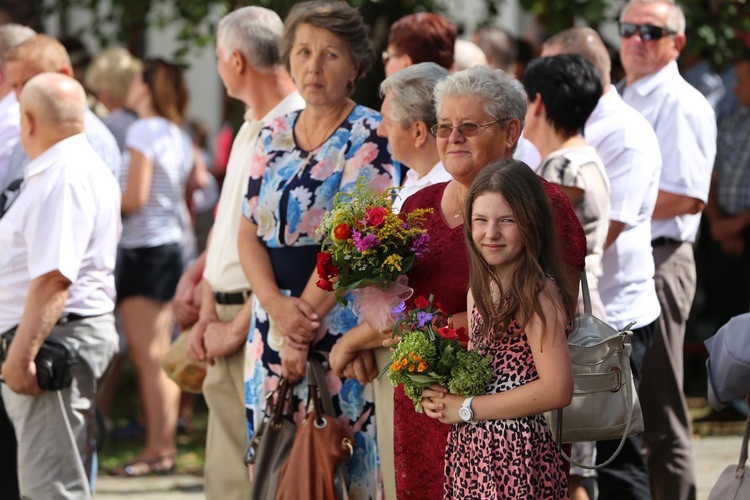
top-left (618, 1), bottom-right (716, 500)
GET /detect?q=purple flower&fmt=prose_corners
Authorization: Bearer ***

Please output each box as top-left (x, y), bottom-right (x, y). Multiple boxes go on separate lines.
top-left (352, 230), bottom-right (380, 252)
top-left (392, 301), bottom-right (407, 318)
top-left (410, 233), bottom-right (430, 258)
top-left (416, 311), bottom-right (433, 328)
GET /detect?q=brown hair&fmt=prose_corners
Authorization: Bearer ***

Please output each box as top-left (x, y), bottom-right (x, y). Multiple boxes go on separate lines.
top-left (464, 158), bottom-right (570, 343)
top-left (142, 58), bottom-right (188, 125)
top-left (281, 1), bottom-right (374, 86)
top-left (388, 13), bottom-right (456, 71)
top-left (5, 34), bottom-right (72, 73)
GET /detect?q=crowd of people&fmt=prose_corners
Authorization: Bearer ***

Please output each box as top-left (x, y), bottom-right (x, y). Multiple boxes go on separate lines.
top-left (0, 0), bottom-right (747, 499)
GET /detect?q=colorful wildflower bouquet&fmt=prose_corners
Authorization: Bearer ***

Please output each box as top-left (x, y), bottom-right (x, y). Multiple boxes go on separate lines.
top-left (315, 178), bottom-right (432, 329)
top-left (382, 295), bottom-right (493, 412)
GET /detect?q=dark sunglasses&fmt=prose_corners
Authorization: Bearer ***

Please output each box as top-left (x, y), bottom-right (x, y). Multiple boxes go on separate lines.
top-left (618, 22), bottom-right (677, 41)
top-left (430, 118), bottom-right (510, 138)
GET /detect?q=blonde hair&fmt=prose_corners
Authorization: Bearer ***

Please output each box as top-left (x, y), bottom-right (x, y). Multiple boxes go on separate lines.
top-left (5, 34), bottom-right (72, 73)
top-left (85, 48), bottom-right (142, 106)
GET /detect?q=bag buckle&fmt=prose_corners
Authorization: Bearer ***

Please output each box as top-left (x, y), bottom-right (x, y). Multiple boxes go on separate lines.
top-left (610, 366), bottom-right (623, 392)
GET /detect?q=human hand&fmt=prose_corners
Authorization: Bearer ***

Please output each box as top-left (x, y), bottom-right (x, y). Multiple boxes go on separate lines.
top-left (174, 273), bottom-right (201, 329)
top-left (721, 235), bottom-right (744, 256)
top-left (422, 385), bottom-right (463, 424)
top-left (341, 350), bottom-right (378, 385)
top-left (329, 338), bottom-right (357, 378)
top-left (186, 318), bottom-right (210, 362)
top-left (281, 343), bottom-right (308, 381)
top-left (1, 357), bottom-right (42, 396)
top-left (268, 296), bottom-right (320, 345)
top-left (204, 321), bottom-right (246, 362)
top-left (710, 215), bottom-right (745, 244)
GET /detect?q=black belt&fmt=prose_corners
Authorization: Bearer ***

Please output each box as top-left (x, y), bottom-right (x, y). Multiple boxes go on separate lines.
top-left (651, 237), bottom-right (685, 247)
top-left (56, 313), bottom-right (93, 325)
top-left (213, 290), bottom-right (251, 305)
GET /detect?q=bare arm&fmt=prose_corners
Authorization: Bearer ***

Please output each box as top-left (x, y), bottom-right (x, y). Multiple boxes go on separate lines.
top-left (237, 216), bottom-right (319, 345)
top-left (174, 250), bottom-right (207, 330)
top-left (423, 281), bottom-right (573, 423)
top-left (604, 220), bottom-right (626, 251)
top-left (1, 271), bottom-right (70, 395)
top-left (121, 149), bottom-right (154, 213)
top-left (652, 190), bottom-right (705, 220)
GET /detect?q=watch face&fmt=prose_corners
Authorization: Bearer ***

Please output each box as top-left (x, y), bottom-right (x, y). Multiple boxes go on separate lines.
top-left (459, 406), bottom-right (471, 422)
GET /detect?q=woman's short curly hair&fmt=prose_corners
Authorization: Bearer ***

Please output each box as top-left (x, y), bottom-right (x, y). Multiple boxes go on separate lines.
top-left (85, 48), bottom-right (142, 106)
top-left (280, 1), bottom-right (374, 86)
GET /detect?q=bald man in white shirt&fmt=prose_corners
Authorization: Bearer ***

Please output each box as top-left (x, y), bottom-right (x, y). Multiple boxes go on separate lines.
top-left (0, 73), bottom-right (121, 500)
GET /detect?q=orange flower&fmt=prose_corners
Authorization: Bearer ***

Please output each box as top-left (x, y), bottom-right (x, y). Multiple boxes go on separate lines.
top-left (417, 362), bottom-right (427, 373)
top-left (391, 361), bottom-right (401, 372)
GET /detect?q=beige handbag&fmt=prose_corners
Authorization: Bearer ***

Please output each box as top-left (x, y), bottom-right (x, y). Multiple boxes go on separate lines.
top-left (708, 414), bottom-right (750, 500)
top-left (161, 327), bottom-right (206, 394)
top-left (548, 272), bottom-right (644, 469)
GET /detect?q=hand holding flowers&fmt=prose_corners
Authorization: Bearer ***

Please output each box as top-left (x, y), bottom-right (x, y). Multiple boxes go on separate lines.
top-left (380, 295), bottom-right (492, 412)
top-left (315, 178), bottom-right (432, 329)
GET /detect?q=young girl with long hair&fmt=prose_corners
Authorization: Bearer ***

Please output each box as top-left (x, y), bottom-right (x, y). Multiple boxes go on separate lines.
top-left (422, 158), bottom-right (574, 499)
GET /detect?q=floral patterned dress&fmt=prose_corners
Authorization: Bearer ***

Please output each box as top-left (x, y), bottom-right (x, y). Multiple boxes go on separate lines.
top-left (242, 105), bottom-right (400, 499)
top-left (443, 310), bottom-right (569, 500)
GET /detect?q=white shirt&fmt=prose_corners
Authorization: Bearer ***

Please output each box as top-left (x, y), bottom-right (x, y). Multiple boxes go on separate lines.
top-left (586, 86), bottom-right (662, 330)
top-left (0, 134), bottom-right (122, 333)
top-left (392, 161), bottom-right (452, 213)
top-left (515, 135), bottom-right (542, 169)
top-left (120, 117), bottom-right (193, 249)
top-left (0, 92), bottom-right (20, 188)
top-left (621, 61), bottom-right (717, 243)
top-left (203, 92), bottom-right (305, 293)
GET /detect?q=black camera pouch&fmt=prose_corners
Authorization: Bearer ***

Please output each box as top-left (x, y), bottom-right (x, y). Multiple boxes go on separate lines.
top-left (0, 327), bottom-right (79, 391)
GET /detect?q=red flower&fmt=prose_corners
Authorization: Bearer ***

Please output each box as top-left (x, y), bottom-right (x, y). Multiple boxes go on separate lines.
top-left (414, 296), bottom-right (430, 309)
top-left (365, 206), bottom-right (386, 227)
top-left (436, 326), bottom-right (457, 340)
top-left (315, 252), bottom-right (338, 280)
top-left (316, 278), bottom-right (334, 292)
top-left (455, 327), bottom-right (468, 343)
top-left (333, 223), bottom-right (351, 240)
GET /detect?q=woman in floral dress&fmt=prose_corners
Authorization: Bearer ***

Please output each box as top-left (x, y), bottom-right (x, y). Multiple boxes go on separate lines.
top-left (237, 2), bottom-right (399, 497)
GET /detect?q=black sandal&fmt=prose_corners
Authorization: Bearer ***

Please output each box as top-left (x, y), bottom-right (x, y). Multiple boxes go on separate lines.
top-left (109, 454), bottom-right (176, 477)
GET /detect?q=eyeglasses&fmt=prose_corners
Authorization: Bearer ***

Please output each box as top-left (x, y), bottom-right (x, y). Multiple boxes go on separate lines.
top-left (430, 118), bottom-right (509, 138)
top-left (382, 50), bottom-right (399, 66)
top-left (618, 22), bottom-right (677, 41)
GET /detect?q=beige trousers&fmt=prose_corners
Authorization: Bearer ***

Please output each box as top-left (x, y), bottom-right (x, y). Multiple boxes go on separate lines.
top-left (374, 346), bottom-right (396, 500)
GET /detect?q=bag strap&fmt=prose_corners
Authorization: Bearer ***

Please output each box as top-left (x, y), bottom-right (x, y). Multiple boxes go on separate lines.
top-left (306, 352), bottom-right (336, 417)
top-left (580, 270), bottom-right (592, 315)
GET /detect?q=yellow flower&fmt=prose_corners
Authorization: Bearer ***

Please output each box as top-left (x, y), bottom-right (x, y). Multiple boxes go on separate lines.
top-left (383, 254), bottom-right (403, 272)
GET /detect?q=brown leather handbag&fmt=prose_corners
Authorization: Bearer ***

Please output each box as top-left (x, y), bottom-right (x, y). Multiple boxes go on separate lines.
top-left (275, 357), bottom-right (354, 500)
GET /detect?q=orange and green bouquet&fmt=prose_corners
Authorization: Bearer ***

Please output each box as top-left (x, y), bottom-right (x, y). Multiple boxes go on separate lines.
top-left (380, 295), bottom-right (493, 412)
top-left (315, 178), bottom-right (432, 328)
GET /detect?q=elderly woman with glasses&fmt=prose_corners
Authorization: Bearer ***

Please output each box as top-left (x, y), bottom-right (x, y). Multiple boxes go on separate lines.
top-left (390, 65), bottom-right (586, 498)
top-left (237, 2), bottom-right (399, 496)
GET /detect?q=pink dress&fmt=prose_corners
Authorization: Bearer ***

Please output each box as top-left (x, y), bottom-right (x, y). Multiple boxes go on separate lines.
top-left (444, 312), bottom-right (569, 499)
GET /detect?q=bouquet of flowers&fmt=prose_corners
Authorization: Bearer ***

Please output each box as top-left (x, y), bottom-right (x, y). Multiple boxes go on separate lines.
top-left (381, 295), bottom-right (493, 412)
top-left (315, 178), bottom-right (432, 329)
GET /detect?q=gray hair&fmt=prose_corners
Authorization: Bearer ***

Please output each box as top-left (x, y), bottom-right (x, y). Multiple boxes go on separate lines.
top-left (217, 6), bottom-right (284, 73)
top-left (434, 65), bottom-right (527, 128)
top-left (621, 0), bottom-right (686, 35)
top-left (85, 48), bottom-right (142, 105)
top-left (23, 73), bottom-right (87, 126)
top-left (379, 62), bottom-right (449, 129)
top-left (0, 23), bottom-right (36, 66)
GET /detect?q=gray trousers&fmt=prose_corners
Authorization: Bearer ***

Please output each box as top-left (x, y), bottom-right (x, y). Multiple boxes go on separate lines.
top-left (2, 313), bottom-right (118, 500)
top-left (203, 303), bottom-right (251, 500)
top-left (641, 242), bottom-right (697, 500)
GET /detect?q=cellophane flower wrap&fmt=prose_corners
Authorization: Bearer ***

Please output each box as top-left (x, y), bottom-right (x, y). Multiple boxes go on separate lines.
top-left (315, 178), bottom-right (432, 329)
top-left (380, 295), bottom-right (493, 412)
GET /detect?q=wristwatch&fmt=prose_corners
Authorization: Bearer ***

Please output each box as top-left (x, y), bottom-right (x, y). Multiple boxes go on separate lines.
top-left (458, 396), bottom-right (476, 424)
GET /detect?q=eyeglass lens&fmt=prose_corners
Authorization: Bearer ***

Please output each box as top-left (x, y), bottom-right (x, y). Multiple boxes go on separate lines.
top-left (619, 22), bottom-right (674, 41)
top-left (431, 122), bottom-right (492, 138)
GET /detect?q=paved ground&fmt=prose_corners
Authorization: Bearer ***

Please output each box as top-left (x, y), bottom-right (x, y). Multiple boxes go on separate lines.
top-left (94, 434), bottom-right (744, 499)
